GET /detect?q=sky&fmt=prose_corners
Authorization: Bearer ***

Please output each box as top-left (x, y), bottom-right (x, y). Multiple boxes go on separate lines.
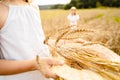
top-left (32, 0), bottom-right (71, 5)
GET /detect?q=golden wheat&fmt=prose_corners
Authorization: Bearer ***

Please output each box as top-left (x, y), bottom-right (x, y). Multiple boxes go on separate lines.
top-left (44, 28), bottom-right (120, 80)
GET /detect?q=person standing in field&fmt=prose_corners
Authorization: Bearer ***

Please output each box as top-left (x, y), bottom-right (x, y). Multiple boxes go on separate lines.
top-left (67, 6), bottom-right (80, 30)
top-left (0, 0), bottom-right (64, 80)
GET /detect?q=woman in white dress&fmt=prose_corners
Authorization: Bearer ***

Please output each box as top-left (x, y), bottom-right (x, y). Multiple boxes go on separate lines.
top-left (0, 0), bottom-right (64, 80)
top-left (67, 6), bottom-right (80, 30)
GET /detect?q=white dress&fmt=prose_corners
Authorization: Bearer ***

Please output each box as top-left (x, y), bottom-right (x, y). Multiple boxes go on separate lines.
top-left (67, 14), bottom-right (79, 30)
top-left (0, 4), bottom-right (50, 80)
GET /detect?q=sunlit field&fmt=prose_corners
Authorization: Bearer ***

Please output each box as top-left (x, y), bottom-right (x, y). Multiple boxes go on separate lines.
top-left (40, 8), bottom-right (120, 55)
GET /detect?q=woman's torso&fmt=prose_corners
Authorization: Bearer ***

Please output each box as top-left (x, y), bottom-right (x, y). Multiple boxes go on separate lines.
top-left (0, 4), bottom-right (49, 80)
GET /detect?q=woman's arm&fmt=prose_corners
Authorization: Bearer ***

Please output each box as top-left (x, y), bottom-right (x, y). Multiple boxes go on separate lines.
top-left (0, 59), bottom-right (35, 75)
top-left (0, 58), bottom-right (64, 78)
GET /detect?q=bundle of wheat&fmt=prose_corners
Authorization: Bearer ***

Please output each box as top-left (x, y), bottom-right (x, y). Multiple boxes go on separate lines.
top-left (53, 43), bottom-right (120, 80)
top-left (45, 28), bottom-right (120, 80)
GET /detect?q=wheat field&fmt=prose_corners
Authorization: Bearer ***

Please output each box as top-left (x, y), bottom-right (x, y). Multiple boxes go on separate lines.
top-left (40, 8), bottom-right (120, 55)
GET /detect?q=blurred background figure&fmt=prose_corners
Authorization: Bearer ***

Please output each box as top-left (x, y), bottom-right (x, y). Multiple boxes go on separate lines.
top-left (67, 6), bottom-right (79, 30)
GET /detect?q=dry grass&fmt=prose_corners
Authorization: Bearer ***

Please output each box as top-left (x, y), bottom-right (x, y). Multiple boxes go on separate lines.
top-left (40, 8), bottom-right (120, 55)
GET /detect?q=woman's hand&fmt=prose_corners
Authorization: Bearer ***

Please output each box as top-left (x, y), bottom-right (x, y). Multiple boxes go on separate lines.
top-left (34, 57), bottom-right (64, 79)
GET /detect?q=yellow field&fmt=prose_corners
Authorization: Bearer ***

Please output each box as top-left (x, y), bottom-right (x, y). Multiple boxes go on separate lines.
top-left (40, 8), bottom-right (120, 55)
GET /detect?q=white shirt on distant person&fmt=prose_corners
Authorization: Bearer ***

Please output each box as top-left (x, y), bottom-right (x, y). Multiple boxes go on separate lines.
top-left (67, 13), bottom-right (79, 30)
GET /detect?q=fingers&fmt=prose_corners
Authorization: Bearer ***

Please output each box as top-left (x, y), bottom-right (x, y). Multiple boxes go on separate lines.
top-left (38, 58), bottom-right (63, 79)
top-left (43, 70), bottom-right (58, 79)
top-left (39, 62), bottom-right (58, 79)
top-left (47, 58), bottom-right (64, 66)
